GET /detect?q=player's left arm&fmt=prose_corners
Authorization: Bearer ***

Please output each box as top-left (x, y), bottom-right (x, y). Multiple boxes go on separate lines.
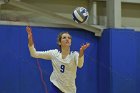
top-left (78, 43), bottom-right (90, 68)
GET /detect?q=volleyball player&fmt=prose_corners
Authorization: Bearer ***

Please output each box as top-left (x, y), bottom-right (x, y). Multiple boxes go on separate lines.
top-left (26, 26), bottom-right (90, 93)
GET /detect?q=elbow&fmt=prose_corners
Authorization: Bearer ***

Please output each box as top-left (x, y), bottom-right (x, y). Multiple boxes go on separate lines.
top-left (78, 63), bottom-right (84, 68)
top-left (28, 45), bottom-right (38, 58)
top-left (78, 65), bottom-right (83, 68)
top-left (30, 54), bottom-right (35, 58)
top-left (30, 53), bottom-right (37, 58)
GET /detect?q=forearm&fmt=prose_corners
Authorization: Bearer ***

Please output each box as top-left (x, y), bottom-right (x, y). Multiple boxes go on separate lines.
top-left (28, 45), bottom-right (38, 58)
top-left (28, 34), bottom-right (34, 46)
top-left (78, 43), bottom-right (90, 68)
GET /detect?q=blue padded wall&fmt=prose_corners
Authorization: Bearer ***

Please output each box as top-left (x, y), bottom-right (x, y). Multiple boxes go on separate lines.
top-left (1, 25), bottom-right (139, 93)
top-left (110, 29), bottom-right (136, 93)
top-left (135, 32), bottom-right (140, 93)
top-left (98, 29), bottom-right (111, 93)
top-left (0, 25), bottom-right (97, 93)
top-left (98, 28), bottom-right (138, 93)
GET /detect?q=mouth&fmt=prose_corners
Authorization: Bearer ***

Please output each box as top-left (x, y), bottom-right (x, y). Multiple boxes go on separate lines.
top-left (66, 41), bottom-right (69, 43)
top-left (65, 40), bottom-right (69, 43)
top-left (65, 41), bottom-right (71, 45)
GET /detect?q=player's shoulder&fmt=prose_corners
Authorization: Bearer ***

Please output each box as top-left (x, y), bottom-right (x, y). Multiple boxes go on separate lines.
top-left (70, 51), bottom-right (79, 56)
top-left (50, 49), bottom-right (58, 52)
top-left (50, 49), bottom-right (60, 56)
top-left (49, 49), bottom-right (59, 54)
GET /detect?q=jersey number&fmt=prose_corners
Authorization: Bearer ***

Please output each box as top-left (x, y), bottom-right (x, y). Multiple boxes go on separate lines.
top-left (60, 65), bottom-right (65, 73)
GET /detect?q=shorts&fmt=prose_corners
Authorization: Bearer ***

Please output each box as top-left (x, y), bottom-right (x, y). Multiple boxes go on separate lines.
top-left (50, 83), bottom-right (64, 93)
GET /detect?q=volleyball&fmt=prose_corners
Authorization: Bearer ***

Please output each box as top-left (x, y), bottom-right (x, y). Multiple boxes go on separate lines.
top-left (72, 7), bottom-right (89, 23)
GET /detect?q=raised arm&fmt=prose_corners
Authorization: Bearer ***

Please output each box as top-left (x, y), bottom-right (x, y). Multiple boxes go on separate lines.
top-left (26, 26), bottom-right (52, 60)
top-left (26, 26), bottom-right (34, 46)
top-left (78, 43), bottom-right (90, 68)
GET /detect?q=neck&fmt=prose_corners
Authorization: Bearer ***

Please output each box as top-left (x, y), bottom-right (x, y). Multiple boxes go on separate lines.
top-left (61, 47), bottom-right (70, 55)
top-left (61, 47), bottom-right (70, 59)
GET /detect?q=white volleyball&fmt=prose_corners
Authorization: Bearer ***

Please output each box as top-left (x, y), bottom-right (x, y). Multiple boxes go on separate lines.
top-left (72, 7), bottom-right (89, 23)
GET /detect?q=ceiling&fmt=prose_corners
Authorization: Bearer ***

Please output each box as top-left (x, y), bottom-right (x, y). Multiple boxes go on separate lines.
top-left (1, 0), bottom-right (140, 34)
top-left (0, 0), bottom-right (103, 36)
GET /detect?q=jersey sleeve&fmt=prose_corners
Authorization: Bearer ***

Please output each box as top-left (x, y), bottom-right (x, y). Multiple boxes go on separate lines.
top-left (74, 51), bottom-right (84, 68)
top-left (28, 45), bottom-right (58, 60)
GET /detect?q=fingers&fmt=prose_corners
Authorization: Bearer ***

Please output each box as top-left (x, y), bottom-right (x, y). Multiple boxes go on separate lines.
top-left (81, 43), bottom-right (90, 50)
top-left (79, 43), bottom-right (90, 57)
top-left (86, 43), bottom-right (90, 47)
top-left (26, 26), bottom-right (31, 31)
top-left (26, 26), bottom-right (32, 34)
top-left (85, 43), bottom-right (90, 49)
top-left (26, 26), bottom-right (33, 39)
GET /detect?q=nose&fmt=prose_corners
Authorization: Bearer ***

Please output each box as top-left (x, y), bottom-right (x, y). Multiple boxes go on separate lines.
top-left (66, 37), bottom-right (70, 40)
top-left (66, 38), bottom-right (70, 42)
top-left (66, 39), bottom-right (69, 42)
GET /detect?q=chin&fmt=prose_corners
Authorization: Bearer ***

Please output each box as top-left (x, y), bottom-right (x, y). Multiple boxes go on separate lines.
top-left (64, 44), bottom-right (71, 47)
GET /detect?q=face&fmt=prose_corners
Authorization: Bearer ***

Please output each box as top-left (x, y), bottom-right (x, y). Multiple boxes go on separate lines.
top-left (59, 33), bottom-right (72, 48)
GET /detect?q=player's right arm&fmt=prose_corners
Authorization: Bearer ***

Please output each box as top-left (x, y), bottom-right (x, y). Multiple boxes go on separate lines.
top-left (26, 26), bottom-right (34, 46)
top-left (26, 26), bottom-right (52, 60)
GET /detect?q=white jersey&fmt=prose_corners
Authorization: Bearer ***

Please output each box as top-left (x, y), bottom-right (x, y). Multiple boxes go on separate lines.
top-left (29, 45), bottom-right (84, 93)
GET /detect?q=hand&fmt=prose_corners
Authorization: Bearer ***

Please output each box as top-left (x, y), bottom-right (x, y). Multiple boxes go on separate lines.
top-left (26, 26), bottom-right (34, 46)
top-left (79, 43), bottom-right (90, 58)
top-left (26, 26), bottom-right (32, 38)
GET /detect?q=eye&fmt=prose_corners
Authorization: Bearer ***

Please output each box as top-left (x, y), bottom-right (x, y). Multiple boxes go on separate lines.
top-left (62, 36), bottom-right (66, 39)
top-left (68, 36), bottom-right (71, 39)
